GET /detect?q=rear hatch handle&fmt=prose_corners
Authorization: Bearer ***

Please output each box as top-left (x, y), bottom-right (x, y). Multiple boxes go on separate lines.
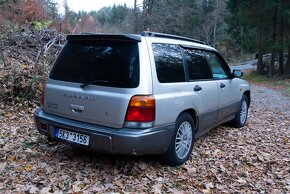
top-left (70, 104), bottom-right (85, 114)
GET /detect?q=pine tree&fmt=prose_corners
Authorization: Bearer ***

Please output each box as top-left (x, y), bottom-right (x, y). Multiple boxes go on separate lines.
top-left (226, 0), bottom-right (289, 76)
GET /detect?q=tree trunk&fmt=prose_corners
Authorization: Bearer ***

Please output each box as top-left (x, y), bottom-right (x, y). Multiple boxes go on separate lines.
top-left (240, 26), bottom-right (243, 57)
top-left (278, 0), bottom-right (284, 75)
top-left (257, 25), bottom-right (264, 75)
top-left (286, 46), bottom-right (290, 78)
top-left (213, 6), bottom-right (218, 46)
top-left (278, 17), bottom-right (284, 75)
top-left (134, 0), bottom-right (138, 33)
top-left (268, 1), bottom-right (278, 77)
top-left (180, 0), bottom-right (184, 34)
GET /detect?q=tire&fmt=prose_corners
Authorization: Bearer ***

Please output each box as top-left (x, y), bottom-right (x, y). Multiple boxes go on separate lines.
top-left (229, 95), bottom-right (249, 128)
top-left (160, 112), bottom-right (195, 166)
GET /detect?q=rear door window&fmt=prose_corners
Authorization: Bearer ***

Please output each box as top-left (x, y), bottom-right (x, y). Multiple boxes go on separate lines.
top-left (183, 49), bottom-right (212, 80)
top-left (50, 41), bottom-right (139, 88)
top-left (152, 43), bottom-right (185, 83)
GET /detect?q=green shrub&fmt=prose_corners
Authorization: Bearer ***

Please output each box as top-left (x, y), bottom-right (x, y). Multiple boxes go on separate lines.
top-left (33, 20), bottom-right (52, 31)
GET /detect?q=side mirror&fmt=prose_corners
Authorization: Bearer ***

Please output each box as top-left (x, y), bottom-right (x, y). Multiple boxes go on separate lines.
top-left (232, 70), bottom-right (243, 78)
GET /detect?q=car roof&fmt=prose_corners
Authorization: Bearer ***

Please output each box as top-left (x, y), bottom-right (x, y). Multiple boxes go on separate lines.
top-left (67, 31), bottom-right (216, 51)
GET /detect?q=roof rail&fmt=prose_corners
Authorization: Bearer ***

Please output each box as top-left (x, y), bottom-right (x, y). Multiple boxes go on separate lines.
top-left (79, 32), bottom-right (96, 35)
top-left (141, 31), bottom-right (206, 45)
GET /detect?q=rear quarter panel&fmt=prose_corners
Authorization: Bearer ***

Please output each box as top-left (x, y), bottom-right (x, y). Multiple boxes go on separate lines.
top-left (145, 37), bottom-right (217, 127)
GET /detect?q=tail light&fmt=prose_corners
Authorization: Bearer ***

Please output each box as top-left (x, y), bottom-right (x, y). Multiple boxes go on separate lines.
top-left (125, 95), bottom-right (155, 128)
top-left (40, 83), bottom-right (46, 106)
top-left (39, 122), bottom-right (48, 131)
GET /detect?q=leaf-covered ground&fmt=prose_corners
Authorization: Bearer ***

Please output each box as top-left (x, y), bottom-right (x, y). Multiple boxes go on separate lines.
top-left (0, 84), bottom-right (289, 193)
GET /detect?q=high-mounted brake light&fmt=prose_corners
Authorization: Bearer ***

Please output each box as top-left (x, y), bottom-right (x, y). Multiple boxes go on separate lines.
top-left (40, 83), bottom-right (46, 106)
top-left (125, 95), bottom-right (155, 128)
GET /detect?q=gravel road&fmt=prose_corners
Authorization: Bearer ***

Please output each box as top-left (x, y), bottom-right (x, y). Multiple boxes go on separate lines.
top-left (0, 83), bottom-right (289, 193)
top-left (231, 60), bottom-right (257, 71)
top-left (251, 84), bottom-right (290, 118)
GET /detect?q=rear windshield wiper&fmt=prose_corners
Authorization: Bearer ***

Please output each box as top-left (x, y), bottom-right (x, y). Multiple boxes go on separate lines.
top-left (80, 80), bottom-right (126, 88)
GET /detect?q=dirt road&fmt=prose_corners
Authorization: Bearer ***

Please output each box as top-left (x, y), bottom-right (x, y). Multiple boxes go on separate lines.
top-left (0, 84), bottom-right (289, 193)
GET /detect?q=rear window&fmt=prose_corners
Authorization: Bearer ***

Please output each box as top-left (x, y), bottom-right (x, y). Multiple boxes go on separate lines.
top-left (50, 41), bottom-right (139, 88)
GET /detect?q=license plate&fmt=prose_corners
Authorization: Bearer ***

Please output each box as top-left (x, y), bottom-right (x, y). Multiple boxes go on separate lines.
top-left (55, 128), bottom-right (90, 146)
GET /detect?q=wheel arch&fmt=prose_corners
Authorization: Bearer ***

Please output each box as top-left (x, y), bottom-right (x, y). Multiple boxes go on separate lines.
top-left (178, 109), bottom-right (198, 131)
top-left (243, 90), bottom-right (251, 107)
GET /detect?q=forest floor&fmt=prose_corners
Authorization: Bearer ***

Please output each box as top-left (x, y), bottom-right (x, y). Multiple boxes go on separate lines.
top-left (0, 83), bottom-right (289, 193)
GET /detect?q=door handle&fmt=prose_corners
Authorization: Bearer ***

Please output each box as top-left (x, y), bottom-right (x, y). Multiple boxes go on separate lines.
top-left (220, 83), bottom-right (226, 88)
top-left (194, 85), bottom-right (202, 92)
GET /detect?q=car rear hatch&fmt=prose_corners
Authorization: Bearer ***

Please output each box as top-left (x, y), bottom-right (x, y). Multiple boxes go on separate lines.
top-left (43, 34), bottom-right (143, 128)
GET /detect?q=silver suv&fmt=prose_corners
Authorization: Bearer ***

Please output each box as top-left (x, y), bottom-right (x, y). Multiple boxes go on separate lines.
top-left (34, 32), bottom-right (250, 166)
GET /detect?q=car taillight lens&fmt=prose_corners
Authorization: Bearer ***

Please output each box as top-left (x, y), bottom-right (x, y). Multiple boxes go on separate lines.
top-left (125, 95), bottom-right (155, 127)
top-left (125, 107), bottom-right (155, 122)
top-left (40, 122), bottom-right (48, 131)
top-left (40, 83), bottom-right (46, 106)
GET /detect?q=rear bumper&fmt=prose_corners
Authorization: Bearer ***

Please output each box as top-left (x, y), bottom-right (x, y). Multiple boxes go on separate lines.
top-left (34, 108), bottom-right (175, 155)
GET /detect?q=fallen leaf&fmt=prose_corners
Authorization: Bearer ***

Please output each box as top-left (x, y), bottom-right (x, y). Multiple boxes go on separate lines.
top-left (40, 187), bottom-right (51, 194)
top-left (152, 183), bottom-right (162, 194)
top-left (25, 164), bottom-right (33, 172)
top-left (114, 180), bottom-right (123, 188)
top-left (203, 188), bottom-right (211, 194)
top-left (29, 185), bottom-right (39, 194)
top-left (16, 165), bottom-right (23, 173)
top-left (7, 155), bottom-right (15, 162)
top-left (205, 182), bottom-right (214, 189)
top-left (72, 184), bottom-right (81, 193)
top-left (237, 179), bottom-right (247, 185)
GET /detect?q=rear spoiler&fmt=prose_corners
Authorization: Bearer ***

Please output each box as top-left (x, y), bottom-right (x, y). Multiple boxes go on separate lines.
top-left (67, 34), bottom-right (141, 42)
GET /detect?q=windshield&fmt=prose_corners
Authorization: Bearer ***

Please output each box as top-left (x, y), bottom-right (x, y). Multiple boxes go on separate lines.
top-left (49, 40), bottom-right (139, 88)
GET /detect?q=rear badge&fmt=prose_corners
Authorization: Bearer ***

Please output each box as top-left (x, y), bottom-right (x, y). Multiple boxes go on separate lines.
top-left (64, 92), bottom-right (96, 101)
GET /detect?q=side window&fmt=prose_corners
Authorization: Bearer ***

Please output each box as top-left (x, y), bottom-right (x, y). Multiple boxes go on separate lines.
top-left (205, 52), bottom-right (228, 79)
top-left (152, 43), bottom-right (185, 83)
top-left (184, 49), bottom-right (212, 80)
